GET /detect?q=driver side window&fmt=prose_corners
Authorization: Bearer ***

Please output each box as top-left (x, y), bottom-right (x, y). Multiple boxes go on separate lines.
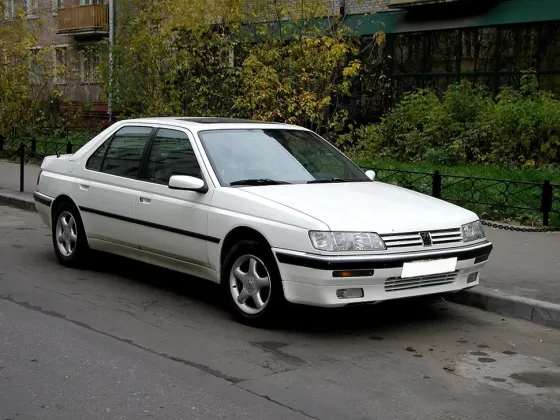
top-left (146, 129), bottom-right (202, 185)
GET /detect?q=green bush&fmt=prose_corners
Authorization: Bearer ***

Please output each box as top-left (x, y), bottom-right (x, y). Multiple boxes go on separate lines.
top-left (341, 73), bottom-right (560, 166)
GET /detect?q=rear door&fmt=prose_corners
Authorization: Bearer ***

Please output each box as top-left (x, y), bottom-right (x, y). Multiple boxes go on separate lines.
top-left (77, 125), bottom-right (154, 247)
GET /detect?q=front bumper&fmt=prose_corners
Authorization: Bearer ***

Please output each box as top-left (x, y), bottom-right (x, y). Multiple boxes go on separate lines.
top-left (274, 241), bottom-right (492, 307)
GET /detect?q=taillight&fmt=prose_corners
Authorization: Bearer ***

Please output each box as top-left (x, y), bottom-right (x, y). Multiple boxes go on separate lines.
top-left (37, 170), bottom-right (42, 185)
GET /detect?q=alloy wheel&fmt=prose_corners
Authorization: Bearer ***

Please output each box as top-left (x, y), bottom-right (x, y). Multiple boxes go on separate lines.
top-left (55, 211), bottom-right (78, 257)
top-left (229, 254), bottom-right (271, 315)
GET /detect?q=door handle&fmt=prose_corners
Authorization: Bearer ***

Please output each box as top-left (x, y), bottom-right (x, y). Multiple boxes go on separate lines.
top-left (79, 184), bottom-right (90, 191)
top-left (139, 196), bottom-right (151, 203)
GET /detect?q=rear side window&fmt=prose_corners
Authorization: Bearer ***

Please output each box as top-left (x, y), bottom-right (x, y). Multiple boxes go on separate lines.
top-left (96, 126), bottom-right (153, 179)
top-left (86, 139), bottom-right (110, 171)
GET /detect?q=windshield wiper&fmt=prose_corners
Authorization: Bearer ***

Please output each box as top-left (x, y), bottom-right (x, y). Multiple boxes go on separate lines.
top-left (229, 178), bottom-right (291, 186)
top-left (307, 178), bottom-right (347, 184)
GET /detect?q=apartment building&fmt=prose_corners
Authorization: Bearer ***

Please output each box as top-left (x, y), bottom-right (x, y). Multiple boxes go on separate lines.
top-left (2, 0), bottom-right (109, 117)
top-left (342, 0), bottom-right (560, 100)
top-left (2, 0), bottom-right (559, 121)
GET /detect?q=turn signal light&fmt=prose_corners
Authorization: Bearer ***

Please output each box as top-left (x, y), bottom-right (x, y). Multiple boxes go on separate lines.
top-left (332, 270), bottom-right (374, 278)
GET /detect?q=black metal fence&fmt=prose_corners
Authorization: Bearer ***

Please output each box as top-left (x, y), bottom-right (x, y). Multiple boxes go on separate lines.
top-left (0, 128), bottom-right (99, 164)
top-left (369, 168), bottom-right (559, 226)
top-left (1, 133), bottom-right (558, 226)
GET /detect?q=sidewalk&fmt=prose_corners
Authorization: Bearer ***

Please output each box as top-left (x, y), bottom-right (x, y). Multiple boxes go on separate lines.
top-left (449, 228), bottom-right (560, 328)
top-left (1, 160), bottom-right (559, 327)
top-left (0, 161), bottom-right (40, 210)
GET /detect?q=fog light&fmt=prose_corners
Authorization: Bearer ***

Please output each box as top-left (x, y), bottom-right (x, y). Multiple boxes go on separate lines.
top-left (336, 288), bottom-right (364, 299)
top-left (467, 272), bottom-right (478, 284)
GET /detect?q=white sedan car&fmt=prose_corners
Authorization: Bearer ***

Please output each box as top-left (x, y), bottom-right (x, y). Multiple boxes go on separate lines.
top-left (34, 117), bottom-right (493, 325)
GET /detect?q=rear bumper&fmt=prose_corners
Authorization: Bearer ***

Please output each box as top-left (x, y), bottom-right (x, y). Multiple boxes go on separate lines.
top-left (33, 191), bottom-right (53, 227)
top-left (274, 241), bottom-right (492, 307)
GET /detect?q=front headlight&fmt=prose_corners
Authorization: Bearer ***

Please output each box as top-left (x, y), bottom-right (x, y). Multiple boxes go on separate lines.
top-left (309, 231), bottom-right (386, 252)
top-left (461, 220), bottom-right (485, 242)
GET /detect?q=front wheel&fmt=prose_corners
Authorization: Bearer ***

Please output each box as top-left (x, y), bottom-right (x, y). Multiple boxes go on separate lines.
top-left (222, 240), bottom-right (286, 326)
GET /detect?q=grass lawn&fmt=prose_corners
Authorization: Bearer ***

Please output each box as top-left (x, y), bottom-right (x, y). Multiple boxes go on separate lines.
top-left (355, 159), bottom-right (560, 227)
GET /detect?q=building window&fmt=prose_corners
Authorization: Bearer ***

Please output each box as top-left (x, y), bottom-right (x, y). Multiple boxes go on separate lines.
top-left (53, 0), bottom-right (65, 13)
top-left (53, 47), bottom-right (68, 84)
top-left (80, 48), bottom-right (100, 83)
top-left (80, 0), bottom-right (106, 4)
top-left (26, 0), bottom-right (39, 17)
top-left (3, 0), bottom-right (14, 20)
top-left (28, 47), bottom-right (42, 85)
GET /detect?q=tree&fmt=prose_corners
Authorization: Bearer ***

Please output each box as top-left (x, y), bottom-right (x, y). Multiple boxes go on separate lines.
top-left (104, 0), bottom-right (386, 136)
top-left (0, 5), bottom-right (83, 137)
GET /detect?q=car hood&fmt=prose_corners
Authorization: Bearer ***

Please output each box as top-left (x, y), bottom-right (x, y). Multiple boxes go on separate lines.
top-left (239, 182), bottom-right (478, 233)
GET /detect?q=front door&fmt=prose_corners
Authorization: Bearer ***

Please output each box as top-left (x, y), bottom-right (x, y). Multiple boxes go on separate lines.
top-left (134, 127), bottom-right (214, 267)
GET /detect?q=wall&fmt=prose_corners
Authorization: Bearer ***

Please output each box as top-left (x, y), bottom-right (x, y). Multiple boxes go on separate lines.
top-left (345, 0), bottom-right (392, 14)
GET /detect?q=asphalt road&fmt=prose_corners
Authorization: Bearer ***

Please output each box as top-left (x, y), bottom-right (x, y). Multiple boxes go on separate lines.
top-left (1, 205), bottom-right (559, 420)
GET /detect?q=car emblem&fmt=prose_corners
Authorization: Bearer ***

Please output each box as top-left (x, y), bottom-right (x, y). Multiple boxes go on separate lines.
top-left (420, 232), bottom-right (432, 246)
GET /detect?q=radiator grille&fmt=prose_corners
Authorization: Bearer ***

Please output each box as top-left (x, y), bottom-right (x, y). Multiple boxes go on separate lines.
top-left (384, 272), bottom-right (458, 292)
top-left (380, 228), bottom-right (463, 249)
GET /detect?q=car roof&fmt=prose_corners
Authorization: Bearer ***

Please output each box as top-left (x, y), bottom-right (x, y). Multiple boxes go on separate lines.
top-left (117, 117), bottom-right (306, 132)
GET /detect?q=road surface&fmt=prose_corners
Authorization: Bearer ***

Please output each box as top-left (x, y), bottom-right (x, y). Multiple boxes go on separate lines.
top-left (1, 205), bottom-right (559, 420)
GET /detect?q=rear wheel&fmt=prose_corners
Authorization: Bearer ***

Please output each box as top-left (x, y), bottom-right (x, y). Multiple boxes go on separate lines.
top-left (52, 201), bottom-right (90, 268)
top-left (222, 240), bottom-right (285, 326)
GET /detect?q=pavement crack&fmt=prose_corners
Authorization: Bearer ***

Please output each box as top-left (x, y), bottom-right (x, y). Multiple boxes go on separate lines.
top-left (0, 294), bottom-right (244, 384)
top-left (239, 388), bottom-right (320, 420)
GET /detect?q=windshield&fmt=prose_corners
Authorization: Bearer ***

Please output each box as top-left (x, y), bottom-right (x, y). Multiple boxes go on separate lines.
top-left (198, 129), bottom-right (369, 186)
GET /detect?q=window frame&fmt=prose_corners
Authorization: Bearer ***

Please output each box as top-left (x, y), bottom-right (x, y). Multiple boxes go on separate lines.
top-left (85, 125), bottom-right (157, 180)
top-left (80, 47), bottom-right (101, 84)
top-left (27, 46), bottom-right (43, 86)
top-left (84, 125), bottom-right (210, 189)
top-left (26, 0), bottom-right (39, 18)
top-left (52, 0), bottom-right (65, 14)
top-left (53, 46), bottom-right (68, 84)
top-left (3, 0), bottom-right (14, 20)
top-left (142, 128), bottom-right (204, 186)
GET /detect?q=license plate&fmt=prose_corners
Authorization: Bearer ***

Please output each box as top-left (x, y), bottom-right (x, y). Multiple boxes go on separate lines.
top-left (401, 257), bottom-right (457, 279)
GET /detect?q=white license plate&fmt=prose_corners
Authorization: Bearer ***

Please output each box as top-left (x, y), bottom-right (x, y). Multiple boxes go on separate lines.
top-left (401, 257), bottom-right (458, 279)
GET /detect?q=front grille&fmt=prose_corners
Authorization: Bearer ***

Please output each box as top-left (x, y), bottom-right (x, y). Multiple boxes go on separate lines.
top-left (384, 272), bottom-right (458, 292)
top-left (380, 228), bottom-right (463, 249)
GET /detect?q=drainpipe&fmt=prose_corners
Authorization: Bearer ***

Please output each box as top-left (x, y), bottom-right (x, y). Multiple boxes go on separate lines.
top-left (108, 0), bottom-right (115, 122)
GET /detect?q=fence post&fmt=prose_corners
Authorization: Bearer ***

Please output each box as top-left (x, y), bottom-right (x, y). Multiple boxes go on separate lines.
top-left (432, 170), bottom-right (442, 198)
top-left (19, 142), bottom-right (25, 192)
top-left (66, 141), bottom-right (72, 154)
top-left (542, 180), bottom-right (552, 226)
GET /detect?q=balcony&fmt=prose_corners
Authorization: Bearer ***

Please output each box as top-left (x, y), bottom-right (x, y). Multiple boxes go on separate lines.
top-left (57, 4), bottom-right (109, 36)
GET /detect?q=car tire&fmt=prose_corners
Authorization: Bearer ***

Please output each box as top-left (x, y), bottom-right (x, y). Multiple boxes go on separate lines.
top-left (52, 201), bottom-right (90, 268)
top-left (222, 240), bottom-right (286, 327)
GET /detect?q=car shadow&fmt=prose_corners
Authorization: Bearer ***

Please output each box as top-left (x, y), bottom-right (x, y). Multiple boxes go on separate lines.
top-left (81, 250), bottom-right (459, 336)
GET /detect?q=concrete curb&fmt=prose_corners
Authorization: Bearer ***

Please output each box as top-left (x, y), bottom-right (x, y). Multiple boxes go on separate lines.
top-left (0, 190), bottom-right (35, 212)
top-left (448, 286), bottom-right (560, 329)
top-left (1, 190), bottom-right (559, 329)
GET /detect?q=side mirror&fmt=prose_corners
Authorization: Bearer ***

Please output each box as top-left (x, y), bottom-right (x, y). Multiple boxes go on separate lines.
top-left (168, 175), bottom-right (207, 193)
top-left (365, 170), bottom-right (376, 181)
